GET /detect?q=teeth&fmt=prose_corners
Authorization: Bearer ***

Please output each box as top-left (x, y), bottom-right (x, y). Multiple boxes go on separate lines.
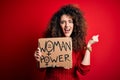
top-left (65, 29), bottom-right (70, 31)
top-left (64, 29), bottom-right (70, 33)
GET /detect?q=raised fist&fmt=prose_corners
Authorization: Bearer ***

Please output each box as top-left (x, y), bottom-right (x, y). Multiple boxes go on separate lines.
top-left (87, 35), bottom-right (99, 47)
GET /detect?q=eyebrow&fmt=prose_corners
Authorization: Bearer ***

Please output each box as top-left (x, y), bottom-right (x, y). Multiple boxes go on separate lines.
top-left (61, 18), bottom-right (73, 21)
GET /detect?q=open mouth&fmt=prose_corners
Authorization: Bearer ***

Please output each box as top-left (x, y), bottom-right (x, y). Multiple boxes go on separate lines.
top-left (64, 28), bottom-right (70, 33)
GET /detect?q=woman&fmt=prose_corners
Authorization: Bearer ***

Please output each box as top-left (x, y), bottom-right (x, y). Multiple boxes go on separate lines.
top-left (34, 4), bottom-right (99, 80)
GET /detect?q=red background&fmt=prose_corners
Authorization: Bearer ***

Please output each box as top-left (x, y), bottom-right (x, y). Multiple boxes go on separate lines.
top-left (0, 0), bottom-right (120, 80)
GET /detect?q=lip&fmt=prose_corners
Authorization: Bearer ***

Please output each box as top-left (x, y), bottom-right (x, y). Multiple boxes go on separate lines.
top-left (64, 29), bottom-right (70, 33)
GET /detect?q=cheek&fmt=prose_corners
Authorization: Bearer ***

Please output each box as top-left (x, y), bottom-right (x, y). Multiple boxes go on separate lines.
top-left (60, 25), bottom-right (65, 30)
top-left (71, 25), bottom-right (74, 31)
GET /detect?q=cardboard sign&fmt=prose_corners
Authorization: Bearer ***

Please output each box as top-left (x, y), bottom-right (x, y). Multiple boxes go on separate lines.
top-left (38, 37), bottom-right (72, 69)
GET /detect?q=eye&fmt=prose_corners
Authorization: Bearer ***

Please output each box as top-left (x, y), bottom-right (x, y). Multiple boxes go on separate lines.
top-left (68, 20), bottom-right (73, 23)
top-left (60, 21), bottom-right (65, 24)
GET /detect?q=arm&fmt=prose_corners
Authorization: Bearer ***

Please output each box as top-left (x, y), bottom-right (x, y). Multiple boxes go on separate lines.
top-left (81, 35), bottom-right (99, 65)
top-left (77, 35), bottom-right (99, 75)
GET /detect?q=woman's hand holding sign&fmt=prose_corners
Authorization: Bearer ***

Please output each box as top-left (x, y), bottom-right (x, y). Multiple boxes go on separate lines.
top-left (34, 48), bottom-right (41, 62)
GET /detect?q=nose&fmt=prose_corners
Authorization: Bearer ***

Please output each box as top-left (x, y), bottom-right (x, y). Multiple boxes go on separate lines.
top-left (65, 21), bottom-right (69, 27)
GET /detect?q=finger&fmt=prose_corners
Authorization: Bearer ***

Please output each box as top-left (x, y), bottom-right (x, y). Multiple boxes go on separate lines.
top-left (34, 51), bottom-right (40, 56)
top-left (36, 50), bottom-right (40, 53)
top-left (36, 56), bottom-right (40, 59)
top-left (37, 48), bottom-right (41, 53)
top-left (34, 52), bottom-right (37, 57)
top-left (96, 34), bottom-right (99, 37)
top-left (36, 53), bottom-right (41, 56)
top-left (37, 47), bottom-right (40, 51)
top-left (37, 51), bottom-right (42, 56)
top-left (34, 52), bottom-right (40, 57)
top-left (35, 48), bottom-right (40, 52)
top-left (34, 54), bottom-right (40, 61)
top-left (92, 35), bottom-right (99, 41)
top-left (95, 35), bottom-right (99, 39)
top-left (36, 57), bottom-right (40, 62)
top-left (35, 51), bottom-right (42, 58)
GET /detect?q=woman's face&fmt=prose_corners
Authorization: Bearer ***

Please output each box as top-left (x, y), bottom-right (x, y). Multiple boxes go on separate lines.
top-left (60, 14), bottom-right (74, 37)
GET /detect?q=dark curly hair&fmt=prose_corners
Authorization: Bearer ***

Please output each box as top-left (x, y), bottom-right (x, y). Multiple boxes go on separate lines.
top-left (44, 4), bottom-right (87, 52)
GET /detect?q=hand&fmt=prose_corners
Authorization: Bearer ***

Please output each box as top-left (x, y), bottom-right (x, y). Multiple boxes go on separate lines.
top-left (34, 48), bottom-right (42, 62)
top-left (87, 35), bottom-right (99, 47)
top-left (91, 34), bottom-right (99, 43)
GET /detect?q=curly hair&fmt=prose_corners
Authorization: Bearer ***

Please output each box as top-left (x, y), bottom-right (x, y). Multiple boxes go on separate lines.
top-left (44, 4), bottom-right (87, 52)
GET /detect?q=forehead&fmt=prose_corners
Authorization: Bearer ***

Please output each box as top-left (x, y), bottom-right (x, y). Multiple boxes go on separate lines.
top-left (60, 14), bottom-right (73, 20)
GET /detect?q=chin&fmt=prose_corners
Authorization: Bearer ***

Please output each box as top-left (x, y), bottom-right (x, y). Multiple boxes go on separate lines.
top-left (65, 34), bottom-right (71, 37)
top-left (65, 36), bottom-right (70, 37)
